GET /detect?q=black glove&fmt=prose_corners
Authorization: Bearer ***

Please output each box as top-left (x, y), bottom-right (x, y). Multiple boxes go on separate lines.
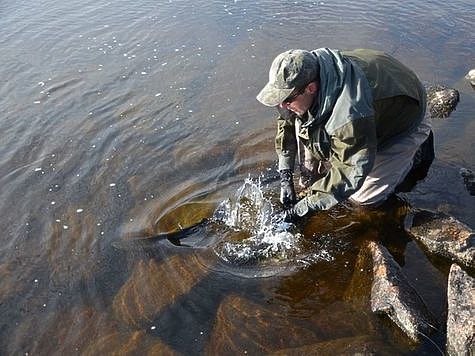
top-left (279, 169), bottom-right (296, 208)
top-left (281, 198), bottom-right (311, 223)
top-left (281, 207), bottom-right (298, 223)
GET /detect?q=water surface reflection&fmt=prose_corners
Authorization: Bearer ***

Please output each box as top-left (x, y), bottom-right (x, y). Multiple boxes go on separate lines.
top-left (1, 0), bottom-right (474, 354)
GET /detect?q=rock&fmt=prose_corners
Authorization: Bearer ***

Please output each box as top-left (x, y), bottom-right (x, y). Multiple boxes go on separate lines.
top-left (343, 243), bottom-right (374, 307)
top-left (404, 209), bottom-right (475, 269)
top-left (83, 330), bottom-right (177, 356)
top-left (309, 301), bottom-right (375, 340)
top-left (113, 254), bottom-right (208, 328)
top-left (426, 85), bottom-right (459, 118)
top-left (368, 241), bottom-right (436, 342)
top-left (269, 335), bottom-right (396, 355)
top-left (446, 264), bottom-right (475, 356)
top-left (460, 168), bottom-right (475, 196)
top-left (466, 69), bottom-right (475, 86)
top-left (206, 295), bottom-right (319, 354)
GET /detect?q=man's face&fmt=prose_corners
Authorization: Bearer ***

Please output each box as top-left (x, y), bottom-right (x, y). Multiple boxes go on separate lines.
top-left (279, 82), bottom-right (318, 116)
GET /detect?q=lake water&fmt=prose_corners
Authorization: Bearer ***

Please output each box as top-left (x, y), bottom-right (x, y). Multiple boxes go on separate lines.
top-left (1, 0), bottom-right (474, 354)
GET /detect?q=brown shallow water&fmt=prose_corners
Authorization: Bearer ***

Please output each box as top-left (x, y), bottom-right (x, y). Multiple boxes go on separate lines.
top-left (1, 0), bottom-right (474, 354)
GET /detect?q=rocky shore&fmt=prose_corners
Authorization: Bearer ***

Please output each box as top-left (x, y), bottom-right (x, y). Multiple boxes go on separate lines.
top-left (354, 209), bottom-right (475, 354)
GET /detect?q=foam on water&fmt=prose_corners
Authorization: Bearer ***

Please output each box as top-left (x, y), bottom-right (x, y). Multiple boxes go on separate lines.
top-left (212, 177), bottom-right (302, 265)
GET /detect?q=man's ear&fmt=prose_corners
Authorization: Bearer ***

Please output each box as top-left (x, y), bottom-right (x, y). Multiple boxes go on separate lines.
top-left (307, 81), bottom-right (318, 94)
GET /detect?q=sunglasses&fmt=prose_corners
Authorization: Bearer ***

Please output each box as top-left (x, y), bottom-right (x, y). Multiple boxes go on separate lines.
top-left (282, 87), bottom-right (305, 105)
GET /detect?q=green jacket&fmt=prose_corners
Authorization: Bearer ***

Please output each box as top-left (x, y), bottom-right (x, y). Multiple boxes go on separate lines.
top-left (275, 49), bottom-right (426, 216)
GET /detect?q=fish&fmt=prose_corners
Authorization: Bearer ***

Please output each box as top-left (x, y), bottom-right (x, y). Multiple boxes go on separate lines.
top-left (112, 218), bottom-right (210, 250)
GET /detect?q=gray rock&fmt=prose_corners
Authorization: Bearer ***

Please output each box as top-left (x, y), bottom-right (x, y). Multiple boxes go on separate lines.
top-left (368, 241), bottom-right (436, 342)
top-left (426, 85), bottom-right (460, 118)
top-left (460, 168), bottom-right (475, 196)
top-left (466, 69), bottom-right (475, 86)
top-left (405, 209), bottom-right (475, 269)
top-left (446, 264), bottom-right (475, 356)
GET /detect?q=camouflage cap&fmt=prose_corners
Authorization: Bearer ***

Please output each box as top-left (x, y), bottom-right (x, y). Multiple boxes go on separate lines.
top-left (256, 49), bottom-right (318, 107)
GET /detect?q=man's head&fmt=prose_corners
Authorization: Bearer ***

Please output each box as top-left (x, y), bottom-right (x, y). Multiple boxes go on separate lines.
top-left (256, 49), bottom-right (319, 115)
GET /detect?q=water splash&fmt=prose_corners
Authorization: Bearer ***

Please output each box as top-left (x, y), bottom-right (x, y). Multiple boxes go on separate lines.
top-left (212, 177), bottom-right (302, 265)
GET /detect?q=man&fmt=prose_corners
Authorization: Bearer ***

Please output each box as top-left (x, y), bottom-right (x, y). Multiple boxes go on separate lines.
top-left (256, 48), bottom-right (434, 221)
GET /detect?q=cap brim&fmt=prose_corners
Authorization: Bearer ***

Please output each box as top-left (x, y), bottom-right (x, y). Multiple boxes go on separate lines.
top-left (256, 83), bottom-right (294, 107)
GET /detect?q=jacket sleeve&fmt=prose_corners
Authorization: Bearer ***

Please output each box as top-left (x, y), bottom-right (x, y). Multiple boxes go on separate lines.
top-left (275, 108), bottom-right (298, 171)
top-left (293, 116), bottom-right (377, 216)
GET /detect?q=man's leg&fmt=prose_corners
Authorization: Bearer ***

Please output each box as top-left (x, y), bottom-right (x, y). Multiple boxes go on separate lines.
top-left (349, 118), bottom-right (432, 206)
top-left (395, 130), bottom-right (434, 193)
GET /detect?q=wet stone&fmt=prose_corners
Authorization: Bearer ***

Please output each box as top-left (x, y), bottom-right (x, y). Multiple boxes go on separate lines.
top-left (446, 264), bottom-right (475, 356)
top-left (83, 330), bottom-right (177, 356)
top-left (466, 69), bottom-right (475, 86)
top-left (206, 295), bottom-right (319, 354)
top-left (426, 84), bottom-right (460, 118)
top-left (405, 209), bottom-right (475, 269)
top-left (113, 254), bottom-right (207, 329)
top-left (368, 241), bottom-right (436, 342)
top-left (460, 168), bottom-right (475, 196)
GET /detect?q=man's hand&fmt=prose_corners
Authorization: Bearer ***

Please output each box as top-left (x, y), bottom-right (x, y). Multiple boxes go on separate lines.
top-left (281, 207), bottom-right (298, 223)
top-left (279, 169), bottom-right (296, 208)
top-left (281, 197), bottom-right (311, 223)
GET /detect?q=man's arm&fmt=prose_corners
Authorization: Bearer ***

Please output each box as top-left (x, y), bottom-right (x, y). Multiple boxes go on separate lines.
top-left (292, 116), bottom-right (377, 217)
top-left (275, 108), bottom-right (298, 171)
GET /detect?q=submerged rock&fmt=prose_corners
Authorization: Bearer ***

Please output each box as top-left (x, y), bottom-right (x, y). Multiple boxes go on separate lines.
top-left (405, 209), bottom-right (475, 269)
top-left (206, 295), bottom-right (319, 354)
top-left (446, 264), bottom-right (475, 356)
top-left (426, 85), bottom-right (459, 118)
top-left (368, 241), bottom-right (436, 342)
top-left (309, 301), bottom-right (375, 340)
top-left (112, 254), bottom-right (208, 328)
top-left (343, 242), bottom-right (374, 307)
top-left (269, 335), bottom-right (396, 355)
top-left (460, 168), bottom-right (475, 196)
top-left (83, 330), bottom-right (177, 356)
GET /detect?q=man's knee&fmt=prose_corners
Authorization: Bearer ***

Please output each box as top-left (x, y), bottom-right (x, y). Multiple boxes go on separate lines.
top-left (395, 130), bottom-right (434, 193)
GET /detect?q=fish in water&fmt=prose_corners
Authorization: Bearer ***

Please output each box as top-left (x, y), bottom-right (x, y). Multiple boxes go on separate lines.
top-left (112, 218), bottom-right (210, 250)
top-left (426, 84), bottom-right (460, 118)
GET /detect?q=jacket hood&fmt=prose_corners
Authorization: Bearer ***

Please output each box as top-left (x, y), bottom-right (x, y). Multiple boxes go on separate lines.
top-left (302, 48), bottom-right (374, 130)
